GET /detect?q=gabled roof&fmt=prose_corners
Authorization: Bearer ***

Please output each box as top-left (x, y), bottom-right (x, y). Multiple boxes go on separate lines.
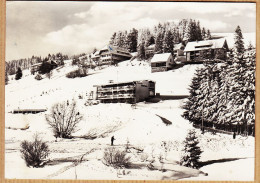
top-left (147, 44), bottom-right (155, 49)
top-left (151, 53), bottom-right (172, 63)
top-left (174, 43), bottom-right (184, 50)
top-left (184, 38), bottom-right (227, 52)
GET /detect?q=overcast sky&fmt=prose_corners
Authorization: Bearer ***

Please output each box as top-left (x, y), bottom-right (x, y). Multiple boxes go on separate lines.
top-left (6, 1), bottom-right (256, 61)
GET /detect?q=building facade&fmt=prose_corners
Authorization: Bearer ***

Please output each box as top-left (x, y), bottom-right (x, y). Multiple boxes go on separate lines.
top-left (92, 45), bottom-right (132, 66)
top-left (150, 53), bottom-right (174, 72)
top-left (94, 80), bottom-right (155, 104)
top-left (184, 38), bottom-right (229, 62)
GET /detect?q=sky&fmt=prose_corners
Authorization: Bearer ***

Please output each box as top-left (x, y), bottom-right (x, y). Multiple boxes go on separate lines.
top-left (6, 1), bottom-right (256, 61)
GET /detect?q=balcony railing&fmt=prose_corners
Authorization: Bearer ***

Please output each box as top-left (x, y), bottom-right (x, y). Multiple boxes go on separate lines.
top-left (98, 93), bottom-right (134, 99)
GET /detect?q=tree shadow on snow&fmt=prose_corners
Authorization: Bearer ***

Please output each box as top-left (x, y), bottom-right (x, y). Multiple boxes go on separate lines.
top-left (198, 157), bottom-right (248, 167)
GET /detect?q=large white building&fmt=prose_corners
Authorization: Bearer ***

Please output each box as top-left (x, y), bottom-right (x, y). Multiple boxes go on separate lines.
top-left (92, 45), bottom-right (132, 66)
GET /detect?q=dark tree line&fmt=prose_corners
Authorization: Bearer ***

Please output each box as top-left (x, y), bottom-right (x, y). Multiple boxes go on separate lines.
top-left (109, 19), bottom-right (212, 60)
top-left (5, 53), bottom-right (69, 76)
top-left (182, 26), bottom-right (255, 136)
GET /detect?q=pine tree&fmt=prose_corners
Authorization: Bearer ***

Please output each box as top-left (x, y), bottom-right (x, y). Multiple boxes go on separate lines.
top-left (180, 130), bottom-right (202, 169)
top-left (206, 29), bottom-right (211, 40)
top-left (234, 25), bottom-right (245, 54)
top-left (15, 67), bottom-right (23, 80)
top-left (137, 42), bottom-right (146, 60)
top-left (196, 21), bottom-right (202, 41)
top-left (201, 27), bottom-right (206, 40)
top-left (154, 25), bottom-right (164, 54)
top-left (248, 41), bottom-right (254, 50)
top-left (163, 29), bottom-right (174, 54)
top-left (5, 69), bottom-right (8, 85)
top-left (182, 67), bottom-right (206, 125)
top-left (109, 32), bottom-right (117, 45)
top-left (126, 28), bottom-right (138, 52)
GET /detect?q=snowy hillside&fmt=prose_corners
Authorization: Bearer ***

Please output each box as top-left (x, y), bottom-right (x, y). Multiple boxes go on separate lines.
top-left (5, 60), bottom-right (254, 180)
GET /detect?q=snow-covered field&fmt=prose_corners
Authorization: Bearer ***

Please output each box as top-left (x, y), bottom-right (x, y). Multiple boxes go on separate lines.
top-left (5, 58), bottom-right (254, 180)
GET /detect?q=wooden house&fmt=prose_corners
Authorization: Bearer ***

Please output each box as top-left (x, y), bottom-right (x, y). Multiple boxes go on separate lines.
top-left (184, 38), bottom-right (229, 62)
top-left (150, 53), bottom-right (174, 72)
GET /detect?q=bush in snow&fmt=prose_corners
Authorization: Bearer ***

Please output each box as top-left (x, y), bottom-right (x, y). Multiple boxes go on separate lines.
top-left (66, 67), bottom-right (88, 78)
top-left (20, 134), bottom-right (49, 168)
top-left (103, 147), bottom-right (132, 168)
top-left (45, 100), bottom-right (83, 138)
top-left (35, 74), bottom-right (43, 80)
top-left (180, 130), bottom-right (202, 169)
top-left (15, 67), bottom-right (23, 80)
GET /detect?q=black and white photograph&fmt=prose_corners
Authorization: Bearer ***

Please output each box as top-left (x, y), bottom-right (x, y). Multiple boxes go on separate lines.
top-left (5, 1), bottom-right (256, 180)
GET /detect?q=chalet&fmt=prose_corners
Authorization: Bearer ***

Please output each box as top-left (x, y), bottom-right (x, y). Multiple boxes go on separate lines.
top-left (30, 63), bottom-right (42, 74)
top-left (173, 43), bottom-right (185, 57)
top-left (184, 38), bottom-right (229, 62)
top-left (94, 80), bottom-right (155, 104)
top-left (91, 50), bottom-right (101, 63)
top-left (92, 45), bottom-right (132, 66)
top-left (150, 53), bottom-right (174, 72)
top-left (145, 44), bottom-right (155, 57)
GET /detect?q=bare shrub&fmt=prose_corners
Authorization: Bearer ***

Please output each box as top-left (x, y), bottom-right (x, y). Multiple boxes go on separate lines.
top-left (103, 147), bottom-right (131, 168)
top-left (46, 100), bottom-right (83, 138)
top-left (20, 133), bottom-right (49, 168)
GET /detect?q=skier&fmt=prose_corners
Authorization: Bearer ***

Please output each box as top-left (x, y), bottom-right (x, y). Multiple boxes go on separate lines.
top-left (233, 131), bottom-right (236, 139)
top-left (111, 136), bottom-right (115, 146)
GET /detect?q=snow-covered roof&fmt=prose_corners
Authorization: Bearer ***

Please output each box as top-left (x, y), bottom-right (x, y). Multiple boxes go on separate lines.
top-left (151, 53), bottom-right (172, 63)
top-left (94, 80), bottom-right (155, 87)
top-left (174, 43), bottom-right (184, 50)
top-left (31, 62), bottom-right (42, 67)
top-left (130, 52), bottom-right (137, 57)
top-left (92, 50), bottom-right (100, 58)
top-left (147, 44), bottom-right (155, 49)
top-left (184, 38), bottom-right (227, 52)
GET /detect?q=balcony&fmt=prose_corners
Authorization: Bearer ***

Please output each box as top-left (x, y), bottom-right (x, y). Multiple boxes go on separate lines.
top-left (98, 93), bottom-right (134, 99)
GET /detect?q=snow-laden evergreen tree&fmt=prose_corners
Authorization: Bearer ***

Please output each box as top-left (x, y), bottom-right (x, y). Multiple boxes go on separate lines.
top-left (201, 27), bottom-right (206, 40)
top-left (154, 24), bottom-right (164, 54)
top-left (183, 49), bottom-right (255, 135)
top-left (234, 25), bottom-right (245, 54)
top-left (187, 19), bottom-right (196, 41)
top-left (196, 21), bottom-right (202, 41)
top-left (206, 29), bottom-right (211, 40)
top-left (15, 67), bottom-right (23, 80)
top-left (125, 28), bottom-right (138, 52)
top-left (182, 67), bottom-right (206, 125)
top-left (109, 32), bottom-right (117, 45)
top-left (5, 69), bottom-right (9, 85)
top-left (180, 130), bottom-right (202, 169)
top-left (137, 42), bottom-right (146, 61)
top-left (223, 50), bottom-right (255, 135)
top-left (247, 41), bottom-right (254, 50)
top-left (163, 29), bottom-right (174, 54)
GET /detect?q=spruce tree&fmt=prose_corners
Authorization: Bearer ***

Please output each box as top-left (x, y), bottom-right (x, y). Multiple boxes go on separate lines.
top-left (5, 69), bottom-right (9, 85)
top-left (206, 29), bottom-right (211, 40)
top-left (154, 31), bottom-right (164, 54)
top-left (109, 32), bottom-right (117, 45)
top-left (234, 25), bottom-right (245, 54)
top-left (163, 29), bottom-right (174, 54)
top-left (15, 67), bottom-right (23, 80)
top-left (137, 42), bottom-right (146, 60)
top-left (201, 27), bottom-right (206, 40)
top-left (180, 130), bottom-right (202, 169)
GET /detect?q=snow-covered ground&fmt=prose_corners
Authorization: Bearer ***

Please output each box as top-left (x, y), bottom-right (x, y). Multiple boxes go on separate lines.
top-left (5, 58), bottom-right (254, 180)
